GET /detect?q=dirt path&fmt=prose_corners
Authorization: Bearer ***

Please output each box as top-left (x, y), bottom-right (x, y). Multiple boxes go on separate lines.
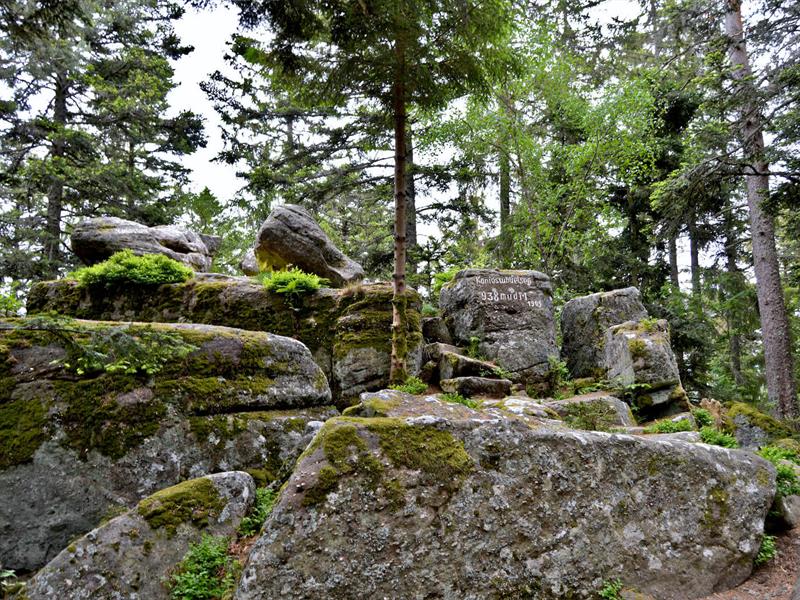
top-left (701, 528), bottom-right (800, 600)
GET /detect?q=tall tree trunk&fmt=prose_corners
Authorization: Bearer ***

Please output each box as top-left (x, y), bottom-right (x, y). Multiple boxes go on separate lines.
top-left (499, 149), bottom-right (511, 268)
top-left (405, 125), bottom-right (417, 275)
top-left (725, 0), bottom-right (797, 418)
top-left (44, 72), bottom-right (68, 279)
top-left (688, 217), bottom-right (701, 301)
top-left (668, 233), bottom-right (680, 288)
top-left (722, 205), bottom-right (746, 387)
top-left (390, 29), bottom-right (409, 384)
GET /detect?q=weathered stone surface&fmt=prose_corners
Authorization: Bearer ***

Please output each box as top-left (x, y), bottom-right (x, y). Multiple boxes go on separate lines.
top-left (240, 251), bottom-right (259, 276)
top-left (71, 216), bottom-right (219, 272)
top-left (438, 351), bottom-right (499, 381)
top-left (440, 376), bottom-right (512, 398)
top-left (235, 397), bottom-right (776, 600)
top-left (440, 269), bottom-right (557, 383)
top-left (422, 316), bottom-right (452, 344)
top-left (423, 342), bottom-right (463, 364)
top-left (604, 319), bottom-right (688, 417)
top-left (0, 319), bottom-right (334, 571)
top-left (727, 402), bottom-right (793, 449)
top-left (27, 279), bottom-right (422, 405)
top-left (545, 392), bottom-right (636, 429)
top-left (25, 472), bottom-right (254, 599)
top-left (773, 494), bottom-right (800, 529)
top-left (254, 204), bottom-right (364, 287)
top-left (561, 287), bottom-right (648, 379)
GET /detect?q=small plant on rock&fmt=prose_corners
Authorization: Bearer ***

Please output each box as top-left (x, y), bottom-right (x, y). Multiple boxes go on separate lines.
top-left (441, 392), bottom-right (477, 408)
top-left (754, 534), bottom-right (777, 566)
top-left (757, 446), bottom-right (800, 498)
top-left (699, 426), bottom-right (738, 448)
top-left (432, 267), bottom-right (459, 298)
top-left (644, 418), bottom-right (693, 434)
top-left (691, 408), bottom-right (713, 428)
top-left (390, 376), bottom-right (427, 395)
top-left (169, 534), bottom-right (237, 600)
top-left (261, 267), bottom-right (329, 300)
top-left (71, 250), bottom-right (194, 287)
top-left (238, 488), bottom-right (278, 537)
top-left (598, 578), bottom-right (624, 600)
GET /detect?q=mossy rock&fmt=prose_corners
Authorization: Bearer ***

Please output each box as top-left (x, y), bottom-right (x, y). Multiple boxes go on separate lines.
top-left (137, 477), bottom-right (225, 535)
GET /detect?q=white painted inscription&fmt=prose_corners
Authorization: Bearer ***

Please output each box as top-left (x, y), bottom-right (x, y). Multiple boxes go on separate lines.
top-left (479, 287), bottom-right (543, 308)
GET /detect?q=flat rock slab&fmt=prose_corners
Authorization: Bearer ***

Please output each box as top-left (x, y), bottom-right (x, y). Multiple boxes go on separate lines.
top-left (561, 287), bottom-right (648, 379)
top-left (545, 392), bottom-right (636, 429)
top-left (438, 351), bottom-right (500, 381)
top-left (422, 316), bottom-right (453, 344)
top-left (71, 216), bottom-right (219, 272)
top-left (440, 376), bottom-right (512, 398)
top-left (25, 472), bottom-right (255, 599)
top-left (255, 204), bottom-right (364, 287)
top-left (235, 399), bottom-right (776, 600)
top-left (440, 269), bottom-right (557, 383)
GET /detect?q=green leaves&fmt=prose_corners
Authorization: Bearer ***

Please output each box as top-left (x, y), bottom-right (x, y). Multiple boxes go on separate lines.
top-left (70, 250), bottom-right (194, 288)
top-left (260, 267), bottom-right (329, 299)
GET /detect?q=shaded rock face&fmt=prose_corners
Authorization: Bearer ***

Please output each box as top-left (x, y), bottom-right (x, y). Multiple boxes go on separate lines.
top-left (255, 204), bottom-right (365, 287)
top-left (25, 472), bottom-right (255, 600)
top-left (421, 316), bottom-right (452, 344)
top-left (545, 392), bottom-right (636, 429)
top-left (440, 269), bottom-right (557, 383)
top-left (0, 319), bottom-right (334, 571)
top-left (236, 396), bottom-right (775, 600)
top-left (71, 216), bottom-right (219, 272)
top-left (604, 319), bottom-right (687, 417)
top-left (440, 376), bottom-right (512, 398)
top-left (27, 279), bottom-right (422, 404)
top-left (561, 287), bottom-right (648, 379)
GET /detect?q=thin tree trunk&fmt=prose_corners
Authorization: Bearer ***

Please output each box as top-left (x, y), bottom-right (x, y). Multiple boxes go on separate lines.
top-left (44, 72), bottom-right (68, 279)
top-left (405, 125), bottom-right (417, 275)
top-left (722, 206), bottom-right (746, 387)
top-left (499, 149), bottom-right (511, 268)
top-left (390, 29), bottom-right (408, 384)
top-left (725, 0), bottom-right (797, 418)
top-left (668, 234), bottom-right (680, 288)
top-left (688, 218), bottom-right (701, 300)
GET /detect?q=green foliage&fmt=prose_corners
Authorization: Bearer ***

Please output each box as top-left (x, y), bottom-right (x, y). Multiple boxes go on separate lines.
top-left (260, 267), bottom-right (329, 300)
top-left (70, 250), bottom-right (194, 288)
top-left (432, 268), bottom-right (459, 300)
top-left (644, 418), bottom-right (693, 434)
top-left (492, 365), bottom-right (513, 380)
top-left (598, 578), bottom-right (624, 600)
top-left (0, 283), bottom-right (23, 316)
top-left (547, 356), bottom-right (571, 398)
top-left (754, 534), bottom-right (777, 567)
top-left (691, 408), bottom-right (713, 428)
top-left (699, 426), bottom-right (739, 448)
top-left (440, 392), bottom-right (477, 408)
top-left (466, 336), bottom-right (483, 359)
top-left (757, 446), bottom-right (800, 498)
top-left (1, 568), bottom-right (22, 596)
top-left (238, 488), bottom-right (278, 537)
top-left (421, 303), bottom-right (439, 317)
top-left (390, 376), bottom-right (428, 395)
top-left (169, 535), bottom-right (237, 600)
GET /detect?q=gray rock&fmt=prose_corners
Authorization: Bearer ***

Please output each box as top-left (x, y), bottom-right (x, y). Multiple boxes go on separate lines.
top-left (546, 392), bottom-right (636, 429)
top-left (422, 316), bottom-right (453, 344)
top-left (440, 269), bottom-right (557, 383)
top-left (644, 431), bottom-right (702, 443)
top-left (438, 351), bottom-right (500, 381)
top-left (240, 251), bottom-right (260, 276)
top-left (561, 287), bottom-right (648, 379)
top-left (0, 319), bottom-right (334, 571)
top-left (235, 398), bottom-right (776, 600)
top-left (25, 472), bottom-right (255, 599)
top-left (603, 319), bottom-right (688, 417)
top-left (254, 204), bottom-right (364, 287)
top-left (423, 342), bottom-right (463, 364)
top-left (731, 414), bottom-right (772, 449)
top-left (774, 494), bottom-right (800, 529)
top-left (483, 397), bottom-right (556, 419)
top-left (793, 573), bottom-right (800, 600)
top-left (440, 376), bottom-right (512, 398)
top-left (71, 216), bottom-right (219, 272)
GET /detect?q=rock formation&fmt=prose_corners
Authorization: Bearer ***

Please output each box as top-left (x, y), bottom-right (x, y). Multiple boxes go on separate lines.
top-left (254, 204), bottom-right (365, 287)
top-left (71, 216), bottom-right (220, 272)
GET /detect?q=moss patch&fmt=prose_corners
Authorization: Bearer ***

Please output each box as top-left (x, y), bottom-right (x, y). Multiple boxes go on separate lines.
top-left (0, 397), bottom-right (48, 469)
top-left (728, 402), bottom-right (793, 438)
top-left (557, 400), bottom-right (622, 432)
top-left (155, 376), bottom-right (275, 414)
top-left (137, 477), bottom-right (224, 536)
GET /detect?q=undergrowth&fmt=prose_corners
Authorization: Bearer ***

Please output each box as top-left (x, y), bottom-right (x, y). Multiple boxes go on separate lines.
top-left (71, 250), bottom-right (194, 287)
top-left (390, 376), bottom-right (427, 395)
top-left (441, 392), bottom-right (477, 408)
top-left (168, 534), bottom-right (237, 600)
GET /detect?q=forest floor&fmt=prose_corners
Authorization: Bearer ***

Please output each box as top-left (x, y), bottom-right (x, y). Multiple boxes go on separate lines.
top-left (700, 527), bottom-right (799, 600)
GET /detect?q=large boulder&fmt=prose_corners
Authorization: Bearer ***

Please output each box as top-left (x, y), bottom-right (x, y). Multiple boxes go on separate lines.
top-left (545, 392), bottom-right (636, 429)
top-left (71, 216), bottom-right (219, 272)
top-left (235, 396), bottom-right (776, 600)
top-left (24, 472), bottom-right (255, 599)
top-left (27, 278), bottom-right (422, 405)
top-left (603, 319), bottom-right (688, 417)
top-left (0, 319), bottom-right (334, 571)
top-left (254, 204), bottom-right (364, 287)
top-left (439, 269), bottom-right (557, 384)
top-left (561, 287), bottom-right (648, 379)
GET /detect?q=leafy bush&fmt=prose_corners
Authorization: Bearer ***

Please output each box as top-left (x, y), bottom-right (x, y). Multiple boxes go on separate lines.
top-left (466, 335), bottom-right (482, 359)
top-left (238, 488), bottom-right (278, 537)
top-left (598, 578), bottom-right (623, 600)
top-left (169, 534), bottom-right (237, 600)
top-left (758, 446), bottom-right (800, 498)
top-left (691, 408), bottom-right (713, 428)
top-left (421, 303), bottom-right (439, 317)
top-left (0, 283), bottom-right (23, 316)
top-left (755, 534), bottom-right (777, 566)
top-left (644, 418), bottom-right (693, 434)
top-left (261, 267), bottom-right (329, 300)
top-left (441, 392), bottom-right (477, 408)
top-left (390, 376), bottom-right (427, 395)
top-left (71, 250), bottom-right (194, 287)
top-left (432, 267), bottom-right (459, 299)
top-left (699, 426), bottom-right (739, 448)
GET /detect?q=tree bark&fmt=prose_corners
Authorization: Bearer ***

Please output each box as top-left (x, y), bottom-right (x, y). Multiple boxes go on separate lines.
top-left (668, 234), bottom-right (680, 288)
top-left (725, 0), bottom-right (797, 418)
top-left (722, 205), bottom-right (746, 387)
top-left (390, 28), bottom-right (409, 384)
top-left (404, 125), bottom-right (417, 274)
top-left (688, 217), bottom-right (701, 302)
top-left (44, 72), bottom-right (68, 279)
top-left (499, 148), bottom-right (511, 268)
